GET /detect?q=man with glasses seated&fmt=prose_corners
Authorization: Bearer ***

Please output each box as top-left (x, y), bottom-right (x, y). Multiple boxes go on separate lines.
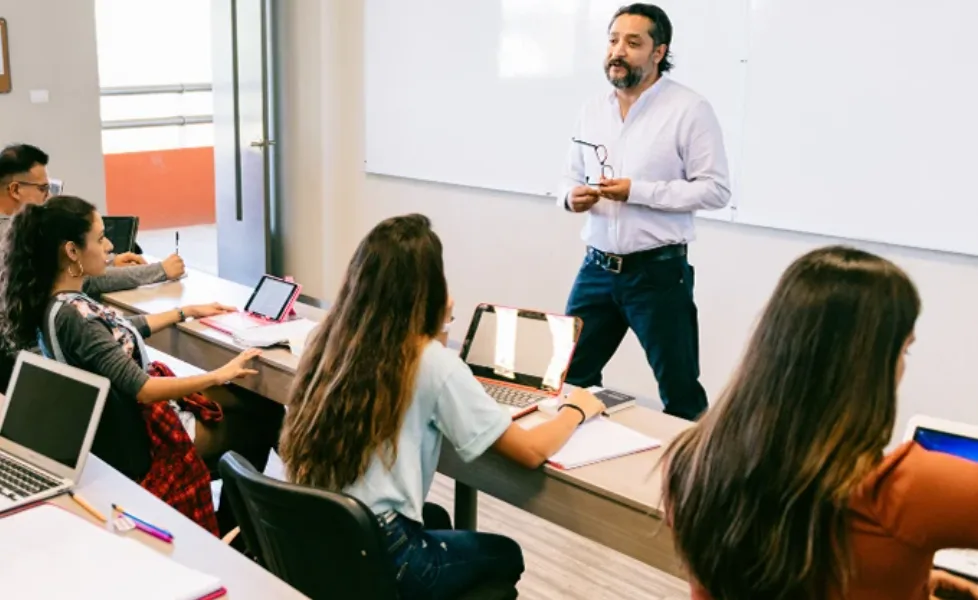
top-left (558, 4), bottom-right (731, 421)
top-left (0, 143), bottom-right (186, 295)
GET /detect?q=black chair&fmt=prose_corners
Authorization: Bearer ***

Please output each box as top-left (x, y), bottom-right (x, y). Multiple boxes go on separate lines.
top-left (218, 451), bottom-right (399, 600)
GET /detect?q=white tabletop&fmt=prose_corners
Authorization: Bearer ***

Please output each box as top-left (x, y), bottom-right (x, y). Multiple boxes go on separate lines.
top-left (51, 455), bottom-right (307, 599)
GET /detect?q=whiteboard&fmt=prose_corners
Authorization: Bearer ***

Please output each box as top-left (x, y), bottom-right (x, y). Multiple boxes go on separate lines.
top-left (365, 0), bottom-right (748, 222)
top-left (737, 0), bottom-right (978, 255)
top-left (366, 0), bottom-right (978, 255)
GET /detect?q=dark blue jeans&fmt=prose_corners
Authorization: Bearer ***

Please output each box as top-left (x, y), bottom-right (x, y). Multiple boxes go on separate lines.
top-left (378, 504), bottom-right (524, 600)
top-left (565, 251), bottom-right (708, 420)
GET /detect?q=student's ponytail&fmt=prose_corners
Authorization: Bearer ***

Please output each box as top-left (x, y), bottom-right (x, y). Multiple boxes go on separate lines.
top-left (0, 196), bottom-right (97, 350)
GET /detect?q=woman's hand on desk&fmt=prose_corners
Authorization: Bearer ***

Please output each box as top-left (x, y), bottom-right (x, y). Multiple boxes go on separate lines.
top-left (560, 388), bottom-right (606, 423)
top-left (183, 303), bottom-right (237, 319)
top-left (930, 569), bottom-right (978, 599)
top-left (161, 254), bottom-right (186, 280)
top-left (214, 349), bottom-right (262, 383)
top-left (490, 389), bottom-right (606, 469)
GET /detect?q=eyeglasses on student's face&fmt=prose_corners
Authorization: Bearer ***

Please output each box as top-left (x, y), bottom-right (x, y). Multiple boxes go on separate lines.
top-left (12, 178), bottom-right (63, 198)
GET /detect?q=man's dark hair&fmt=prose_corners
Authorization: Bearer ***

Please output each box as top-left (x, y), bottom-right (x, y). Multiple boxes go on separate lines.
top-left (0, 144), bottom-right (49, 184)
top-left (611, 4), bottom-right (674, 73)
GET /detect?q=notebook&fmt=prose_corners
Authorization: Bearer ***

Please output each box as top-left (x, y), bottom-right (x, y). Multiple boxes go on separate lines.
top-left (230, 317), bottom-right (319, 350)
top-left (547, 418), bottom-right (662, 470)
top-left (0, 504), bottom-right (224, 600)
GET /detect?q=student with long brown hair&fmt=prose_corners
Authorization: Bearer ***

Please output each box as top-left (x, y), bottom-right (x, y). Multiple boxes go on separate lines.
top-left (663, 246), bottom-right (978, 600)
top-left (280, 214), bottom-right (605, 600)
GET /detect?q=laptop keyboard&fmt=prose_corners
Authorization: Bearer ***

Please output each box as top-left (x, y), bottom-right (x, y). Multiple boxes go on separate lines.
top-left (0, 454), bottom-right (60, 501)
top-left (482, 383), bottom-right (543, 408)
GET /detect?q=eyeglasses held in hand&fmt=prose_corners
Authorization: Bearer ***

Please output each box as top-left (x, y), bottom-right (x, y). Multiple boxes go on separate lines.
top-left (572, 138), bottom-right (615, 184)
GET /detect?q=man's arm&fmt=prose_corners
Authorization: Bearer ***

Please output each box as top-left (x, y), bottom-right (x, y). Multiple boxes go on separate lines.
top-left (82, 263), bottom-right (166, 297)
top-left (625, 99), bottom-right (731, 212)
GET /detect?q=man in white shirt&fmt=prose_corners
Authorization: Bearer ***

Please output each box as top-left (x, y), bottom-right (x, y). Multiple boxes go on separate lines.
top-left (559, 4), bottom-right (731, 420)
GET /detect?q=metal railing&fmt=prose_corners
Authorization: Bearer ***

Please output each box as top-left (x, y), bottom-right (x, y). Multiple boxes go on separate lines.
top-left (101, 115), bottom-right (213, 130)
top-left (100, 83), bottom-right (213, 131)
top-left (100, 83), bottom-right (212, 96)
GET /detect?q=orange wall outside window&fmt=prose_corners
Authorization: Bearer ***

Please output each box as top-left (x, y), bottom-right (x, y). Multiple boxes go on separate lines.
top-left (103, 147), bottom-right (216, 229)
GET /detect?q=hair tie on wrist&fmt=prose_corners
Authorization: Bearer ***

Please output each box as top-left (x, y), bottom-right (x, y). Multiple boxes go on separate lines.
top-left (559, 403), bottom-right (587, 426)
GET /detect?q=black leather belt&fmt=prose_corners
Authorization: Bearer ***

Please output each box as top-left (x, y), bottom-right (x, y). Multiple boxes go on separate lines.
top-left (587, 244), bottom-right (687, 274)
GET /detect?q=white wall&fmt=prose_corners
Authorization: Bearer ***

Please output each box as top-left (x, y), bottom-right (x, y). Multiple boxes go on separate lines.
top-left (0, 0), bottom-right (106, 209)
top-left (280, 0), bottom-right (978, 442)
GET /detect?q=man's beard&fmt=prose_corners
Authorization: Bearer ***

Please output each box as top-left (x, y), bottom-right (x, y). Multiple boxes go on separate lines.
top-left (606, 59), bottom-right (643, 89)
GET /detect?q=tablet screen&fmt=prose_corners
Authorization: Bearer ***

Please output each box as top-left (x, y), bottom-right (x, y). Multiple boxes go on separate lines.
top-left (245, 276), bottom-right (299, 321)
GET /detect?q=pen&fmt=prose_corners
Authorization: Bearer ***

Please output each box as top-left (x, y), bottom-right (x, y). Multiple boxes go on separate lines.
top-left (112, 503), bottom-right (173, 538)
top-left (175, 231), bottom-right (180, 256)
top-left (131, 520), bottom-right (174, 544)
top-left (68, 491), bottom-right (106, 523)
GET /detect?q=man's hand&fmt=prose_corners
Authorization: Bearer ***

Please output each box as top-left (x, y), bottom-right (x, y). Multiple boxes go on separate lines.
top-left (112, 252), bottom-right (147, 267)
top-left (597, 177), bottom-right (631, 202)
top-left (567, 185), bottom-right (600, 213)
top-left (930, 569), bottom-right (978, 599)
top-left (161, 254), bottom-right (186, 280)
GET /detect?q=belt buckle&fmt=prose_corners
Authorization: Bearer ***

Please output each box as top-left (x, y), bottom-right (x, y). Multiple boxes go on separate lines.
top-left (606, 254), bottom-right (623, 274)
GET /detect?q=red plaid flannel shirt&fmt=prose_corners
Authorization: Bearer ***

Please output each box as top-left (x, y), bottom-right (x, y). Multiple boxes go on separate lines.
top-left (140, 362), bottom-right (223, 536)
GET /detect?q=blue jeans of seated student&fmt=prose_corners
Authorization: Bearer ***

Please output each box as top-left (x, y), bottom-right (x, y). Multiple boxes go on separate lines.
top-left (565, 252), bottom-right (708, 421)
top-left (378, 503), bottom-right (524, 600)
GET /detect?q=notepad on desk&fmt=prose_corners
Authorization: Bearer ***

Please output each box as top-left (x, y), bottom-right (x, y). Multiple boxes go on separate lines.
top-left (0, 504), bottom-right (225, 600)
top-left (547, 418), bottom-right (662, 470)
top-left (230, 317), bottom-right (319, 350)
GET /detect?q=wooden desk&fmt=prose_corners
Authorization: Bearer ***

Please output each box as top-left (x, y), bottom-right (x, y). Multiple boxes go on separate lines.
top-left (104, 271), bottom-right (325, 403)
top-left (102, 269), bottom-right (691, 578)
top-left (53, 455), bottom-right (306, 599)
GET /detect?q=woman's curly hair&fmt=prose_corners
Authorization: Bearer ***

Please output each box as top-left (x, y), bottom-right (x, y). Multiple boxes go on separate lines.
top-left (0, 196), bottom-right (96, 351)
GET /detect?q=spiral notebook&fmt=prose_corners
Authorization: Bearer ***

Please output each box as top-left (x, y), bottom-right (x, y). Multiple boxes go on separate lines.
top-left (547, 418), bottom-right (662, 470)
top-left (0, 504), bottom-right (225, 600)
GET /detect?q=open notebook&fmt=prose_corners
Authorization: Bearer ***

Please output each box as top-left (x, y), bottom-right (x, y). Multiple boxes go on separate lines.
top-left (227, 317), bottom-right (319, 351)
top-left (0, 504), bottom-right (224, 600)
top-left (547, 418), bottom-right (662, 470)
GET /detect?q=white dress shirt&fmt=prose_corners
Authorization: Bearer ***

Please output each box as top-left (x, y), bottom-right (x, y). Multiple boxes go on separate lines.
top-left (559, 76), bottom-right (731, 255)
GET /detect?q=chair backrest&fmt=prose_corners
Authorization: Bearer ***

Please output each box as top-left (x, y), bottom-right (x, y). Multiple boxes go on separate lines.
top-left (218, 452), bottom-right (398, 600)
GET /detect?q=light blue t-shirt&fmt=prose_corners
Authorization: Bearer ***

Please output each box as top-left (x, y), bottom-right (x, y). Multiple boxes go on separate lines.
top-left (343, 340), bottom-right (512, 523)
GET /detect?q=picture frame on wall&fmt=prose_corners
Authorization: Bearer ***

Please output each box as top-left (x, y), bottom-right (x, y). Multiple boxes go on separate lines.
top-left (0, 18), bottom-right (11, 93)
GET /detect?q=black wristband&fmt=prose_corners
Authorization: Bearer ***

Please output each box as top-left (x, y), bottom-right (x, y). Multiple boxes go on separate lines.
top-left (559, 403), bottom-right (587, 426)
top-left (177, 308), bottom-right (187, 323)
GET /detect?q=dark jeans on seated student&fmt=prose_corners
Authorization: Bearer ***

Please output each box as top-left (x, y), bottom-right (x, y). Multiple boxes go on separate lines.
top-left (378, 503), bottom-right (524, 600)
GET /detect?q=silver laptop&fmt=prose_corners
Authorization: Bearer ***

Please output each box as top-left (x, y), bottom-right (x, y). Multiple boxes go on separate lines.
top-left (0, 352), bottom-right (109, 512)
top-left (903, 415), bottom-right (978, 579)
top-left (458, 303), bottom-right (581, 419)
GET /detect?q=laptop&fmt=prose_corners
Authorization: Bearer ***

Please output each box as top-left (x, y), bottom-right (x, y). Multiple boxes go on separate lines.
top-left (0, 352), bottom-right (109, 512)
top-left (459, 303), bottom-right (581, 419)
top-left (200, 274), bottom-right (302, 336)
top-left (903, 415), bottom-right (978, 579)
top-left (102, 216), bottom-right (140, 254)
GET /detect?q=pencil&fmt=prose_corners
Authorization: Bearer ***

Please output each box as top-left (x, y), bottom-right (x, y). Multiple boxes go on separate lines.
top-left (68, 491), bottom-right (106, 523)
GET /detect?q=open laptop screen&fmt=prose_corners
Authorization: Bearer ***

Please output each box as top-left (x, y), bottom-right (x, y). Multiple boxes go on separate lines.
top-left (913, 428), bottom-right (978, 463)
top-left (102, 216), bottom-right (139, 254)
top-left (0, 361), bottom-right (100, 468)
top-left (459, 304), bottom-right (579, 392)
